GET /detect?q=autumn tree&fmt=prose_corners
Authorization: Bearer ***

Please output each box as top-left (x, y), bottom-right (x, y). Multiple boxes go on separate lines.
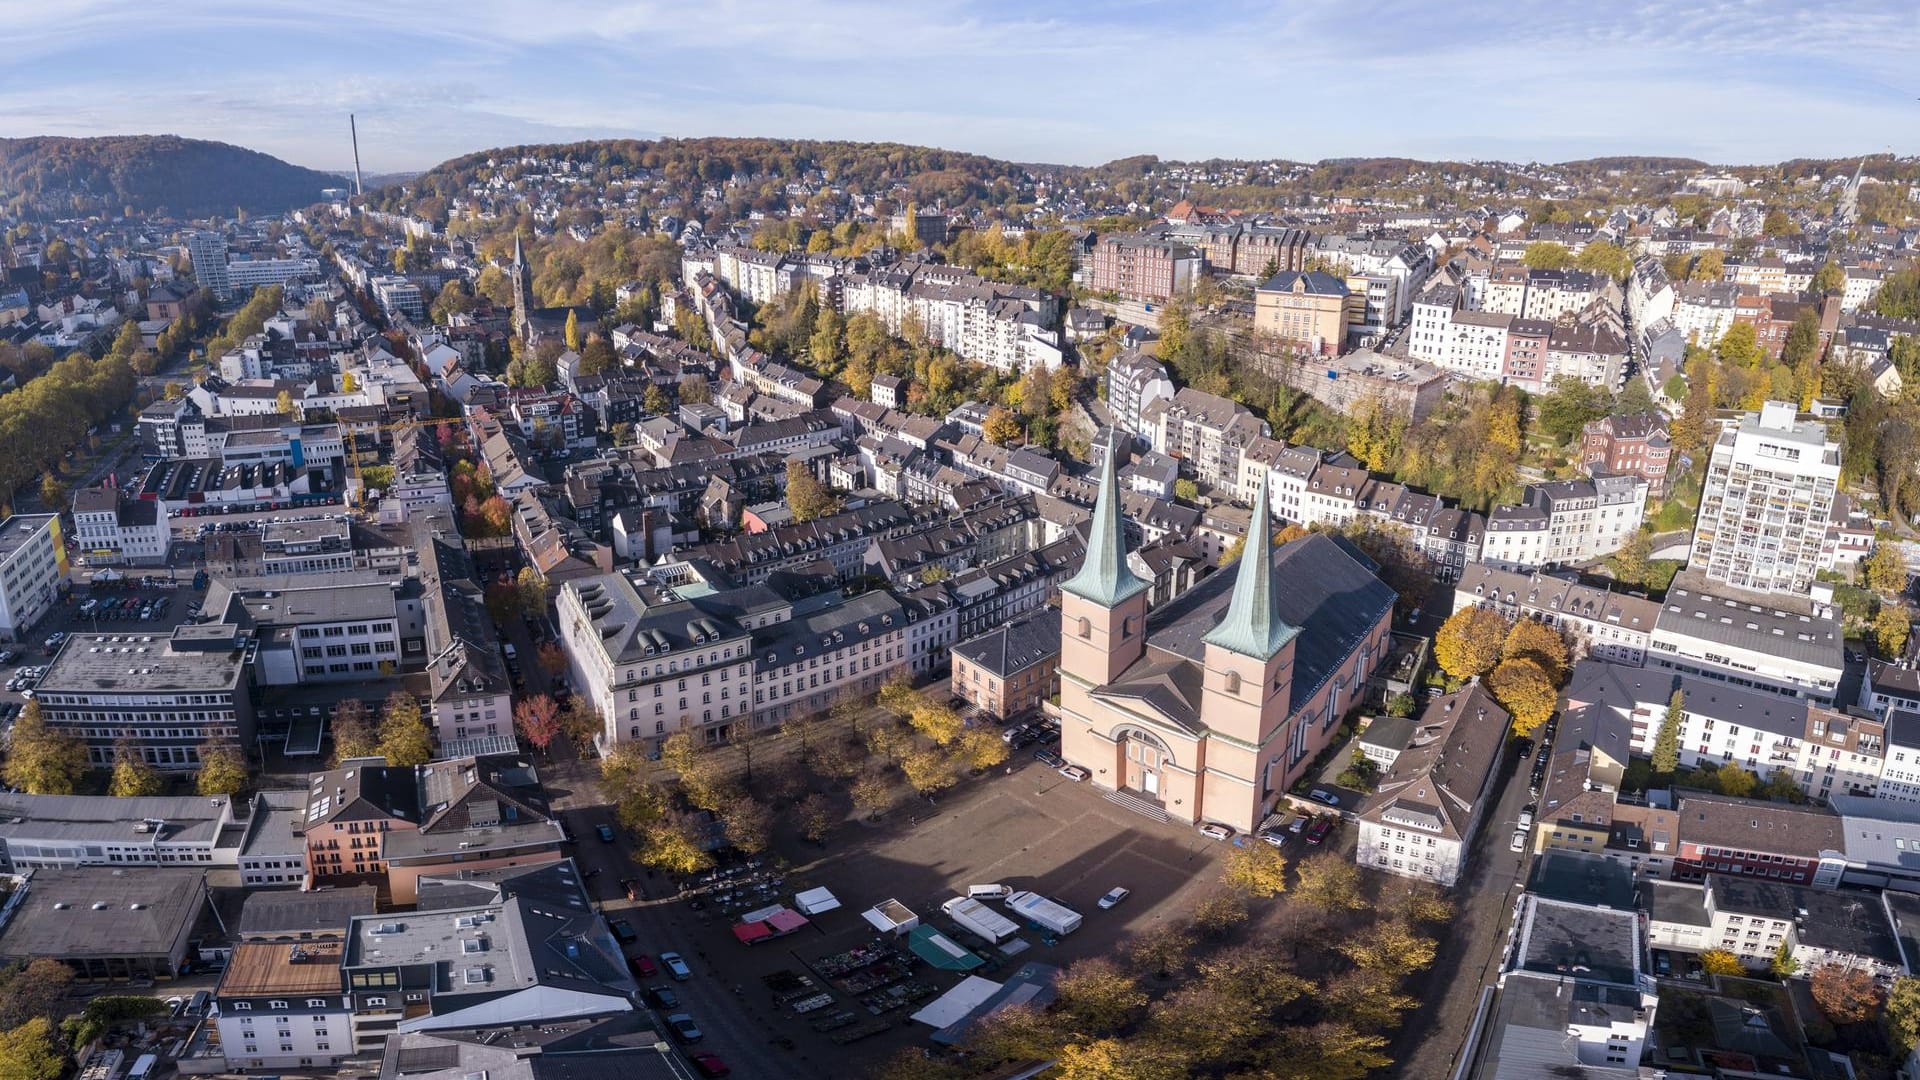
top-left (1434, 607), bottom-right (1509, 680)
top-left (196, 738), bottom-right (249, 796)
top-left (1714, 764), bottom-right (1759, 798)
top-left (1488, 657), bottom-right (1557, 737)
top-left (636, 812), bottom-right (715, 874)
top-left (902, 748), bottom-right (957, 796)
top-left (956, 727), bottom-right (1009, 771)
top-left (1502, 619), bottom-right (1570, 684)
top-left (1192, 891), bottom-right (1250, 938)
top-left (1699, 948), bottom-right (1746, 976)
top-left (378, 691), bottom-right (434, 767)
top-left (1811, 964), bottom-right (1883, 1024)
top-left (0, 1017), bottom-right (65, 1080)
top-left (109, 739), bottom-right (163, 797)
top-left (1887, 976), bottom-right (1920, 1051)
top-left (0, 960), bottom-right (73, 1032)
top-left (1322, 969), bottom-right (1419, 1034)
top-left (330, 698), bottom-right (380, 765)
top-left (796, 793), bottom-right (839, 845)
top-left (560, 696), bottom-right (602, 750)
top-left (1611, 529), bottom-right (1653, 588)
top-left (1523, 241), bottom-right (1572, 270)
top-left (720, 797), bottom-right (774, 854)
top-left (2, 702), bottom-right (87, 795)
top-left (1877, 603), bottom-right (1912, 659)
top-left (1393, 881), bottom-right (1455, 925)
top-left (1054, 957), bottom-right (1150, 1036)
top-left (1339, 918), bottom-right (1438, 977)
top-left (907, 697), bottom-right (964, 745)
top-left (1293, 853), bottom-right (1368, 914)
top-left (1127, 922), bottom-right (1198, 980)
top-left (1864, 543), bottom-right (1910, 596)
top-left (850, 769), bottom-right (895, 820)
top-left (1220, 842), bottom-right (1289, 898)
top-left (983, 405), bottom-right (1022, 446)
top-left (513, 695), bottom-right (563, 752)
top-left (785, 460), bottom-right (837, 522)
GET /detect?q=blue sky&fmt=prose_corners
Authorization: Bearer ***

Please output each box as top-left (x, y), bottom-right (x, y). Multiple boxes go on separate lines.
top-left (1, 0), bottom-right (1914, 173)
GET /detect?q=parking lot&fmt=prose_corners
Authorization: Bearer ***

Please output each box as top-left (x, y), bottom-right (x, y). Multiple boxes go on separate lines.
top-left (562, 745), bottom-right (1254, 1077)
top-left (0, 576), bottom-right (210, 733)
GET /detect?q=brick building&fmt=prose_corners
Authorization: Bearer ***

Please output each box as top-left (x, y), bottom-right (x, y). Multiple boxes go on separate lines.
top-left (1580, 412), bottom-right (1672, 495)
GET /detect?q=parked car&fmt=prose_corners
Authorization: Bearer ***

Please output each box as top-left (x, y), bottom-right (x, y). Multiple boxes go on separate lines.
top-left (1197, 822), bottom-right (1233, 841)
top-left (1033, 749), bottom-right (1065, 768)
top-left (659, 951), bottom-right (692, 981)
top-left (1097, 887), bottom-right (1130, 910)
top-left (687, 1051), bottom-right (731, 1077)
top-left (665, 1013), bottom-right (703, 1044)
top-left (596, 823), bottom-right (617, 843)
top-left (1057, 764), bottom-right (1090, 782)
top-left (1304, 817), bottom-right (1335, 845)
top-left (1518, 807), bottom-right (1535, 829)
top-left (1308, 788), bottom-right (1339, 806)
top-left (622, 878), bottom-right (645, 901)
top-left (1256, 829), bottom-right (1288, 848)
top-left (626, 952), bottom-right (656, 977)
top-left (1510, 830), bottom-right (1528, 853)
top-left (609, 920), bottom-right (638, 945)
top-left (646, 985), bottom-right (680, 1009)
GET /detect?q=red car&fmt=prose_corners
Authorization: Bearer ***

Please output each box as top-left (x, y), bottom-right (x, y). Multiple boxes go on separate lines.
top-left (687, 1052), bottom-right (731, 1077)
top-left (1304, 817), bottom-right (1336, 845)
top-left (627, 953), bottom-right (657, 978)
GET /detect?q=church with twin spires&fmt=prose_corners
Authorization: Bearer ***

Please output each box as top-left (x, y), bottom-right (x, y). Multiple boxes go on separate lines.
top-left (1058, 443), bottom-right (1399, 833)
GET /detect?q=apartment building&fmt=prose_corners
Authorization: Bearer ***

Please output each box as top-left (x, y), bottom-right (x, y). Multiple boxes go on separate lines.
top-left (950, 609), bottom-right (1061, 721)
top-left (1690, 402), bottom-right (1841, 597)
top-left (557, 573), bottom-right (754, 751)
top-left (1088, 234), bottom-right (1203, 302)
top-left (1354, 685), bottom-right (1511, 886)
top-left (1143, 387), bottom-right (1270, 490)
top-left (1580, 413), bottom-right (1672, 495)
top-left (301, 755), bottom-right (564, 903)
top-left (1105, 352), bottom-right (1176, 445)
top-left (1455, 566), bottom-right (1660, 666)
top-left (752, 590), bottom-right (910, 724)
top-left (216, 940), bottom-right (354, 1070)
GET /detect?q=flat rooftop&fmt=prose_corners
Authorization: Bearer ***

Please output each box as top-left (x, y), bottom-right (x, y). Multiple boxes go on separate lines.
top-left (221, 940), bottom-right (345, 996)
top-left (1515, 895), bottom-right (1640, 986)
top-left (0, 867), bottom-right (205, 959)
top-left (0, 514), bottom-right (52, 561)
top-left (38, 632), bottom-right (248, 694)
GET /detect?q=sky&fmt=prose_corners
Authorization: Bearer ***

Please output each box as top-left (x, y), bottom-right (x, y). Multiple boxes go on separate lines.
top-left (0, 0), bottom-right (1915, 174)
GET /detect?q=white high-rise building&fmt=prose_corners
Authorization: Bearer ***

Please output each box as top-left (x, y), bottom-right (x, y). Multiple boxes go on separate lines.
top-left (1689, 401), bottom-right (1841, 596)
top-left (187, 231), bottom-right (232, 301)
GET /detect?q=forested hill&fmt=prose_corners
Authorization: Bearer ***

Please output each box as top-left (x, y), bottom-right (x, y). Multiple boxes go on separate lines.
top-left (387, 137), bottom-right (1045, 211)
top-left (0, 135), bottom-right (340, 219)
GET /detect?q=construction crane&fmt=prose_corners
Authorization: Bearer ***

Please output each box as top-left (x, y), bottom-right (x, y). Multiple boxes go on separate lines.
top-left (341, 416), bottom-right (463, 501)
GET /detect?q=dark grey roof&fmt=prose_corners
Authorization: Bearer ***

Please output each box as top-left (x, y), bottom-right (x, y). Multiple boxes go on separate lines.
top-left (0, 867), bottom-right (205, 960)
top-left (1095, 533), bottom-right (1394, 728)
top-left (239, 884), bottom-right (378, 938)
top-left (952, 609), bottom-right (1062, 678)
top-left (1656, 580), bottom-right (1843, 670)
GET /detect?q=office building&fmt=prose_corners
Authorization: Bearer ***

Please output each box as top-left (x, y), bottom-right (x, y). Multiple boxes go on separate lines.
top-left (188, 231), bottom-right (232, 301)
top-left (34, 627), bottom-right (255, 769)
top-left (0, 514), bottom-right (64, 642)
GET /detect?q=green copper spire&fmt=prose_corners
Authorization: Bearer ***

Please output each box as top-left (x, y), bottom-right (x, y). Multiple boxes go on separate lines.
top-left (1205, 472), bottom-right (1299, 660)
top-left (1060, 436), bottom-right (1148, 608)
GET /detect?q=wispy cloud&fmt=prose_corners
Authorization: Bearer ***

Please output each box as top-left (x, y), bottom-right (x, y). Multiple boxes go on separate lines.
top-left (0, 0), bottom-right (1912, 170)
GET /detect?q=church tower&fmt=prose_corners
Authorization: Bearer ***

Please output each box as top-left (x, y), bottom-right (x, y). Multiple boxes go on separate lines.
top-left (1058, 439), bottom-right (1149, 691)
top-left (511, 231), bottom-right (534, 341)
top-left (1200, 473), bottom-right (1298, 747)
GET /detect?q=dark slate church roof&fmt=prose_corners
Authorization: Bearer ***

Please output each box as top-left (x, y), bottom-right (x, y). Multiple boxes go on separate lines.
top-left (1091, 533), bottom-right (1395, 730)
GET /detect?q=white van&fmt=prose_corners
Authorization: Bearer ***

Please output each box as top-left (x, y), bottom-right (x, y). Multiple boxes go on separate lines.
top-left (966, 883), bottom-right (1011, 901)
top-left (503, 643), bottom-right (518, 662)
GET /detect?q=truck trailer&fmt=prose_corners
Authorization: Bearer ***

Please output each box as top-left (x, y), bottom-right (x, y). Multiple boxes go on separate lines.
top-left (1005, 890), bottom-right (1082, 935)
top-left (941, 896), bottom-right (1021, 943)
